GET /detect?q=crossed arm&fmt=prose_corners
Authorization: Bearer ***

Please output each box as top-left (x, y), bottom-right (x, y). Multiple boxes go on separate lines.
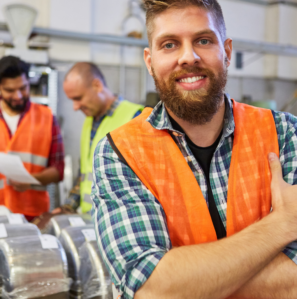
top-left (135, 155), bottom-right (297, 299)
top-left (92, 136), bottom-right (297, 299)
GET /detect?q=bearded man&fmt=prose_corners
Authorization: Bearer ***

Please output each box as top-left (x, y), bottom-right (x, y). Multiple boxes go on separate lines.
top-left (91, 1), bottom-right (297, 298)
top-left (0, 56), bottom-right (65, 220)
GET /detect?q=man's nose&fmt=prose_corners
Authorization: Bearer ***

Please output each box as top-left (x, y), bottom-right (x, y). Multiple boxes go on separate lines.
top-left (178, 44), bottom-right (201, 67)
top-left (73, 101), bottom-right (81, 111)
top-left (12, 90), bottom-right (22, 100)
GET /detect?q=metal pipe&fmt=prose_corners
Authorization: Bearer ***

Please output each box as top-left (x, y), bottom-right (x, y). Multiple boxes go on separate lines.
top-left (233, 39), bottom-right (297, 56)
top-left (228, 0), bottom-right (297, 7)
top-left (1, 22), bottom-right (297, 57)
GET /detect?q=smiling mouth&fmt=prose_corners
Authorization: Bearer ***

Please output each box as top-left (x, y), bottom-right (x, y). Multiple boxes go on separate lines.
top-left (177, 76), bottom-right (206, 83)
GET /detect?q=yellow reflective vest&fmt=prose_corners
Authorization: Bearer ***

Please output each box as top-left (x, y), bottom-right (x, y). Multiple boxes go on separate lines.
top-left (80, 100), bottom-right (143, 213)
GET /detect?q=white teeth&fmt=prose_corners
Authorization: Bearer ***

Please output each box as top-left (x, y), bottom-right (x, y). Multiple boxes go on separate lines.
top-left (179, 76), bottom-right (204, 83)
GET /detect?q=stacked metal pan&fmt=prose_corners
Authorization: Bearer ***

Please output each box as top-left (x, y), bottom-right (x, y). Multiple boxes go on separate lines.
top-left (45, 215), bottom-right (93, 237)
top-left (0, 214), bottom-right (27, 225)
top-left (59, 225), bottom-right (97, 298)
top-left (0, 234), bottom-right (70, 299)
top-left (0, 223), bottom-right (40, 239)
top-left (0, 221), bottom-right (40, 298)
top-left (79, 241), bottom-right (112, 299)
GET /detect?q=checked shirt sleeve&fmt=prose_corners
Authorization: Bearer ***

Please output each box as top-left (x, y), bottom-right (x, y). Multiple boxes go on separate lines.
top-left (273, 110), bottom-right (297, 264)
top-left (91, 136), bottom-right (171, 299)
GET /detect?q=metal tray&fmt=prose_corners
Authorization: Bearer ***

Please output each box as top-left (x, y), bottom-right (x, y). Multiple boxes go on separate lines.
top-left (0, 235), bottom-right (70, 298)
top-left (45, 215), bottom-right (93, 237)
top-left (79, 241), bottom-right (112, 299)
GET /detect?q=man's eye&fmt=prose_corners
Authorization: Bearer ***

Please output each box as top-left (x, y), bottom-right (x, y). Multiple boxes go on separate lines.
top-left (164, 43), bottom-right (175, 49)
top-left (199, 39), bottom-right (209, 45)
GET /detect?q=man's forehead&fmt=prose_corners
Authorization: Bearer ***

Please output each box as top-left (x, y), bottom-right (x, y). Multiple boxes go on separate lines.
top-left (0, 75), bottom-right (28, 87)
top-left (64, 73), bottom-right (85, 89)
top-left (151, 6), bottom-right (218, 42)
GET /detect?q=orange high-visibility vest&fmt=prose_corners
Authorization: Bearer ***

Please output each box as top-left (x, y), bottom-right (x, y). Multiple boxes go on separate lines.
top-left (109, 100), bottom-right (279, 246)
top-left (0, 102), bottom-right (53, 216)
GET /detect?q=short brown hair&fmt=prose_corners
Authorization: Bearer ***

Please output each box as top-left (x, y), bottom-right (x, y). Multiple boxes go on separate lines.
top-left (143, 0), bottom-right (226, 46)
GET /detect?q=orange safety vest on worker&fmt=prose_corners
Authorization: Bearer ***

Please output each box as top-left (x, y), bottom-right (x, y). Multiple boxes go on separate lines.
top-left (0, 102), bottom-right (52, 216)
top-left (108, 100), bottom-right (279, 246)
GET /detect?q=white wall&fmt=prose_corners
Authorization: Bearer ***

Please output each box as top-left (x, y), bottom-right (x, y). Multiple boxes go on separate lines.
top-left (0, 0), bottom-right (50, 27)
top-left (0, 0), bottom-right (297, 79)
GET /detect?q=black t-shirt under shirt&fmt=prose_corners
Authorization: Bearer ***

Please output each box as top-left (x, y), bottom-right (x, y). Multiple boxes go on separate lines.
top-left (168, 114), bottom-right (226, 239)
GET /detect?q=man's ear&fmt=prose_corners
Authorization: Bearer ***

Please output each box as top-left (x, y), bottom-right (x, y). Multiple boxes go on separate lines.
top-left (92, 78), bottom-right (103, 93)
top-left (224, 38), bottom-right (233, 67)
top-left (144, 47), bottom-right (153, 76)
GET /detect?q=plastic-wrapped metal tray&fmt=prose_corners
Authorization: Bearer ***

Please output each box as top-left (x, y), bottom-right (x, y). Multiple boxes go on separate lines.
top-left (0, 234), bottom-right (70, 298)
top-left (0, 214), bottom-right (27, 225)
top-left (0, 223), bottom-right (40, 239)
top-left (45, 215), bottom-right (93, 237)
top-left (59, 225), bottom-right (96, 298)
top-left (79, 241), bottom-right (112, 299)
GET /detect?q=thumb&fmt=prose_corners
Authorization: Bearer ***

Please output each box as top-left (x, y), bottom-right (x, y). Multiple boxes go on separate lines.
top-left (268, 152), bottom-right (283, 183)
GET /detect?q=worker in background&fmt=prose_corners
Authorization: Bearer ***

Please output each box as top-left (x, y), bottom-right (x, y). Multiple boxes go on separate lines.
top-left (52, 62), bottom-right (143, 215)
top-left (92, 0), bottom-right (297, 298)
top-left (0, 56), bottom-right (64, 221)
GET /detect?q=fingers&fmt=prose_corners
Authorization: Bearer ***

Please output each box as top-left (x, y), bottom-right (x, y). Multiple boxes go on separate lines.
top-left (9, 180), bottom-right (31, 192)
top-left (51, 207), bottom-right (62, 214)
top-left (268, 152), bottom-right (283, 183)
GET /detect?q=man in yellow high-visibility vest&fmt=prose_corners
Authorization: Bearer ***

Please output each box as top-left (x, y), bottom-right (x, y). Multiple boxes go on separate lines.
top-left (54, 62), bottom-right (143, 214)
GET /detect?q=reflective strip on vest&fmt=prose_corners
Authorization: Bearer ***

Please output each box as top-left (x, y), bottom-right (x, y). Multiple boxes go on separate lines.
top-left (81, 172), bottom-right (93, 182)
top-left (0, 179), bottom-right (4, 190)
top-left (30, 185), bottom-right (47, 191)
top-left (6, 180), bottom-right (46, 191)
top-left (8, 151), bottom-right (48, 167)
top-left (84, 193), bottom-right (92, 204)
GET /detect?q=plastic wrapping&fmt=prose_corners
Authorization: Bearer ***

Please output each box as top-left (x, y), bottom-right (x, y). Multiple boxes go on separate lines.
top-left (0, 223), bottom-right (40, 239)
top-left (58, 225), bottom-right (96, 298)
top-left (0, 214), bottom-right (27, 225)
top-left (79, 241), bottom-right (112, 299)
top-left (45, 215), bottom-right (93, 237)
top-left (0, 234), bottom-right (71, 298)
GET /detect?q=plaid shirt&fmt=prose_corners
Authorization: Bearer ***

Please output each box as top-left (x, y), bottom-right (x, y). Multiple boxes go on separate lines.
top-left (65, 97), bottom-right (142, 211)
top-left (0, 100), bottom-right (65, 180)
top-left (91, 95), bottom-right (297, 299)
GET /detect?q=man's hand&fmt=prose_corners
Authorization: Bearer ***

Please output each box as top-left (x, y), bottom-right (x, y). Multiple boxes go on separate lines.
top-left (51, 207), bottom-right (62, 214)
top-left (269, 152), bottom-right (297, 239)
top-left (9, 173), bottom-right (41, 192)
top-left (9, 180), bottom-right (31, 192)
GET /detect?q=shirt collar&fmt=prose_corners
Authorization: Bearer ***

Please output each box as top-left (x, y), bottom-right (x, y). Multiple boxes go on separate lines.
top-left (146, 94), bottom-right (235, 138)
top-left (93, 96), bottom-right (123, 123)
top-left (106, 95), bottom-right (123, 117)
top-left (0, 99), bottom-right (31, 119)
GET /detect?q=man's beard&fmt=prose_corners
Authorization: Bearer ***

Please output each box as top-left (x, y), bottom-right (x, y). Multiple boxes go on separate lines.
top-left (2, 97), bottom-right (29, 112)
top-left (152, 63), bottom-right (228, 125)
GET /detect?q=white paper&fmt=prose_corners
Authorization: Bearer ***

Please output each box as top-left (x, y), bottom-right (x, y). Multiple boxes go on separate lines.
top-left (68, 217), bottom-right (86, 227)
top-left (7, 214), bottom-right (23, 224)
top-left (0, 153), bottom-right (40, 184)
top-left (39, 235), bottom-right (58, 249)
top-left (81, 228), bottom-right (96, 241)
top-left (0, 224), bottom-right (7, 238)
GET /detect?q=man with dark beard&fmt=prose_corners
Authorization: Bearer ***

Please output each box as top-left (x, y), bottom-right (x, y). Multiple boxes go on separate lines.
top-left (0, 56), bottom-right (65, 220)
top-left (91, 1), bottom-right (297, 299)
